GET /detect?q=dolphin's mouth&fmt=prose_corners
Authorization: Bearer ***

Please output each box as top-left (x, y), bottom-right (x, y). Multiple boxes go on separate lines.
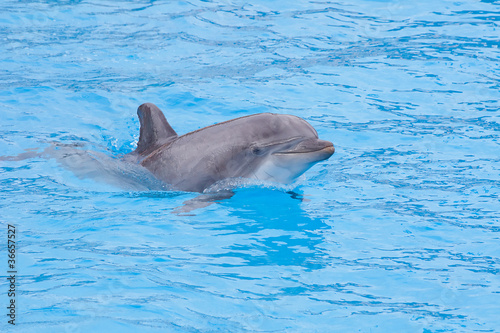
top-left (273, 139), bottom-right (335, 156)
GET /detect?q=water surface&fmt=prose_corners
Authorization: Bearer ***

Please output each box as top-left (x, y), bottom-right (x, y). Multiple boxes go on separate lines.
top-left (1, 0), bottom-right (499, 332)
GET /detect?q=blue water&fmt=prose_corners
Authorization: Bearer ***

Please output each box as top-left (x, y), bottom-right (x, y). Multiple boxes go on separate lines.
top-left (1, 0), bottom-right (499, 332)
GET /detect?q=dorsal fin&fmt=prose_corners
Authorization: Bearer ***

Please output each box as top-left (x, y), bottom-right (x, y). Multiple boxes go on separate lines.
top-left (134, 103), bottom-right (178, 156)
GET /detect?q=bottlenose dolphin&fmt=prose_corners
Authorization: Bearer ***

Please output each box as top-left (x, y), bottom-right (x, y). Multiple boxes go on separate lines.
top-left (127, 103), bottom-right (335, 192)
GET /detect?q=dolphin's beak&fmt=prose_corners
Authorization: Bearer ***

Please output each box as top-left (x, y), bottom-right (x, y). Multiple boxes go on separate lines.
top-left (274, 138), bottom-right (335, 160)
top-left (319, 144), bottom-right (335, 156)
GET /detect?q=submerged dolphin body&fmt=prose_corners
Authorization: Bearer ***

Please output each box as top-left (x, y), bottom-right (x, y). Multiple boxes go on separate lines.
top-left (127, 103), bottom-right (335, 193)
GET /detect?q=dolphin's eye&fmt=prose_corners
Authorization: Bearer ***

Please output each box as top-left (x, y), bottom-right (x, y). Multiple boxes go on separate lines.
top-left (252, 146), bottom-right (265, 156)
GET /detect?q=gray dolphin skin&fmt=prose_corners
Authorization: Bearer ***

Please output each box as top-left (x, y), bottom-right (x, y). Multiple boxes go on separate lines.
top-left (128, 103), bottom-right (335, 193)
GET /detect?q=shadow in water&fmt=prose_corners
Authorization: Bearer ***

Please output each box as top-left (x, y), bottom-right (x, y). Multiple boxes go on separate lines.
top-left (203, 187), bottom-right (332, 269)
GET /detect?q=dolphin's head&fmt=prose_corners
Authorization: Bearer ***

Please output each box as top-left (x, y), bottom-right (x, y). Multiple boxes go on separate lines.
top-left (242, 114), bottom-right (335, 183)
top-left (251, 137), bottom-right (335, 183)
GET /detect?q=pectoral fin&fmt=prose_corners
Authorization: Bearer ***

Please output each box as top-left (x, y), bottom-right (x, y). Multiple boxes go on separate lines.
top-left (173, 191), bottom-right (235, 215)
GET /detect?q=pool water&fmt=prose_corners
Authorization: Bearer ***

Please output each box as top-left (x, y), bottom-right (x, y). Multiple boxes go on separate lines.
top-left (1, 0), bottom-right (499, 332)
